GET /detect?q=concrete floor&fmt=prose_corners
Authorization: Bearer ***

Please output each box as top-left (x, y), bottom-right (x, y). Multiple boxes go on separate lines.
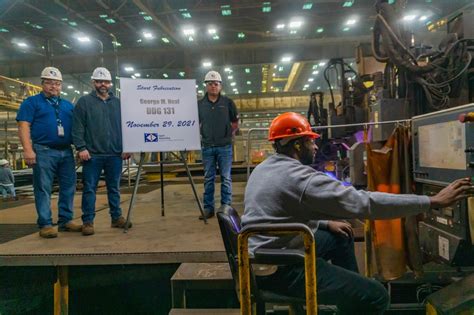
top-left (0, 182), bottom-right (245, 266)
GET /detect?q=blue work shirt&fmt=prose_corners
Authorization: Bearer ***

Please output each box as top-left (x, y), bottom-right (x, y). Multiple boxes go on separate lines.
top-left (16, 93), bottom-right (74, 146)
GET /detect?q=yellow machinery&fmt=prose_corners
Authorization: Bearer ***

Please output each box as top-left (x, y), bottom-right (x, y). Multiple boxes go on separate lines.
top-left (0, 75), bottom-right (41, 110)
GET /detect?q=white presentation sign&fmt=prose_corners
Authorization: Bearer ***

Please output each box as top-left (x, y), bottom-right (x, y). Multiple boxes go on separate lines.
top-left (120, 78), bottom-right (201, 152)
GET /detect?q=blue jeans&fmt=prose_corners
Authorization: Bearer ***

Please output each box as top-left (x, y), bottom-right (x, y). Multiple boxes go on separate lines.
top-left (202, 144), bottom-right (233, 212)
top-left (0, 184), bottom-right (16, 199)
top-left (258, 229), bottom-right (389, 314)
top-left (33, 144), bottom-right (76, 228)
top-left (81, 155), bottom-right (123, 224)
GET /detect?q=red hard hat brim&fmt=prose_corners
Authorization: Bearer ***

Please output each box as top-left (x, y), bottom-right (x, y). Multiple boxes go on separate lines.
top-left (269, 130), bottom-right (320, 141)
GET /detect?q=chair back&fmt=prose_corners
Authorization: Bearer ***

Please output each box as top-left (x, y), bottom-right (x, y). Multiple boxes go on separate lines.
top-left (216, 205), bottom-right (243, 296)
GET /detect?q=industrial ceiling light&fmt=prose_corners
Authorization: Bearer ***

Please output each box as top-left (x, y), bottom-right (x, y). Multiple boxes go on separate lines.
top-left (77, 36), bottom-right (90, 42)
top-left (245, 68), bottom-right (250, 73)
top-left (228, 75), bottom-right (234, 79)
top-left (221, 5), bottom-right (232, 16)
top-left (312, 70), bottom-right (319, 75)
top-left (230, 82), bottom-right (236, 86)
top-left (161, 37), bottom-right (170, 43)
top-left (16, 42), bottom-right (28, 47)
top-left (289, 20), bottom-right (303, 29)
top-left (143, 31), bottom-right (154, 39)
top-left (345, 19), bottom-right (357, 25)
top-left (343, 27), bottom-right (350, 31)
top-left (319, 61), bottom-right (326, 66)
top-left (224, 67), bottom-right (232, 72)
top-left (202, 61), bottom-right (212, 67)
top-left (302, 2), bottom-right (313, 10)
top-left (208, 28), bottom-right (217, 35)
top-left (212, 35), bottom-right (220, 40)
top-left (316, 27), bottom-right (324, 33)
top-left (419, 15), bottom-right (428, 21)
top-left (281, 55), bottom-right (292, 63)
top-left (124, 67), bottom-right (134, 72)
top-left (238, 32), bottom-right (246, 39)
top-left (67, 85), bottom-right (74, 89)
top-left (308, 78), bottom-right (314, 82)
top-left (276, 24), bottom-right (285, 29)
top-left (183, 27), bottom-right (195, 36)
top-left (403, 14), bottom-right (417, 21)
top-left (134, 73), bottom-right (141, 77)
top-left (163, 73), bottom-right (169, 78)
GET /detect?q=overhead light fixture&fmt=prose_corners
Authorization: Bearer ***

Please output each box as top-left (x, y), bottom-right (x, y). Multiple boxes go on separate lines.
top-left (245, 68), bottom-right (250, 73)
top-left (302, 2), bottom-right (313, 10)
top-left (281, 55), bottom-right (292, 63)
top-left (343, 27), bottom-right (350, 31)
top-left (316, 27), bottom-right (324, 33)
top-left (232, 88), bottom-right (237, 91)
top-left (346, 19), bottom-right (357, 25)
top-left (221, 5), bottom-right (232, 16)
top-left (183, 27), bottom-right (195, 36)
top-left (143, 31), bottom-right (154, 39)
top-left (238, 32), bottom-right (245, 39)
top-left (317, 86), bottom-right (321, 90)
top-left (224, 67), bottom-right (232, 72)
top-left (67, 85), bottom-right (74, 89)
top-left (0, 28), bottom-right (9, 32)
top-left (105, 18), bottom-right (116, 24)
top-left (289, 20), bottom-right (303, 29)
top-left (124, 67), bottom-right (134, 72)
top-left (403, 14), bottom-right (417, 21)
top-left (230, 82), bottom-right (236, 86)
top-left (248, 90), bottom-right (252, 93)
top-left (208, 28), bottom-right (217, 35)
top-left (228, 75), bottom-right (234, 79)
top-left (419, 15), bottom-right (428, 21)
top-left (276, 24), bottom-right (285, 29)
top-left (188, 36), bottom-right (194, 42)
top-left (161, 37), bottom-right (170, 43)
top-left (131, 75), bottom-right (136, 79)
top-left (77, 36), bottom-right (90, 42)
top-left (179, 72), bottom-right (185, 77)
top-left (202, 61), bottom-right (212, 67)
top-left (212, 35), bottom-right (220, 40)
top-left (179, 9), bottom-right (192, 19)
top-left (134, 73), bottom-right (141, 77)
top-left (304, 84), bottom-right (309, 88)
top-left (308, 78), bottom-right (314, 82)
top-left (83, 91), bottom-right (88, 94)
top-left (247, 81), bottom-right (251, 85)
top-left (290, 30), bottom-right (297, 34)
top-left (16, 42), bottom-right (28, 47)
top-left (342, 0), bottom-right (354, 7)
top-left (163, 73), bottom-right (169, 78)
top-left (262, 2), bottom-right (271, 13)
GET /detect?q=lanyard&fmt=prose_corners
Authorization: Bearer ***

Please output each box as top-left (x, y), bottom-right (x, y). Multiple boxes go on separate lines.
top-left (46, 97), bottom-right (62, 126)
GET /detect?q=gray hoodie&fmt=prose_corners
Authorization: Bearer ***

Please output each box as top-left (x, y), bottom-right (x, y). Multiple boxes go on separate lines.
top-left (242, 153), bottom-right (430, 254)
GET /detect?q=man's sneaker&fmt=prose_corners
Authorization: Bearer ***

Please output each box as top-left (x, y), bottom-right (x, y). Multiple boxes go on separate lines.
top-left (39, 226), bottom-right (58, 238)
top-left (82, 223), bottom-right (94, 236)
top-left (199, 210), bottom-right (215, 220)
top-left (58, 222), bottom-right (82, 232)
top-left (111, 216), bottom-right (132, 228)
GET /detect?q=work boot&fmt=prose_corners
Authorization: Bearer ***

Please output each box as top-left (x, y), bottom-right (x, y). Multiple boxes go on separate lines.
top-left (111, 216), bottom-right (132, 228)
top-left (39, 226), bottom-right (58, 238)
top-left (82, 223), bottom-right (95, 236)
top-left (58, 221), bottom-right (82, 232)
top-left (199, 210), bottom-right (215, 220)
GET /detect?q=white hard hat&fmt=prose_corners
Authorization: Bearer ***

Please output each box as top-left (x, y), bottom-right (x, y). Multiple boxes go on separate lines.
top-left (91, 67), bottom-right (112, 81)
top-left (0, 159), bottom-right (9, 166)
top-left (41, 67), bottom-right (63, 81)
top-left (204, 71), bottom-right (222, 82)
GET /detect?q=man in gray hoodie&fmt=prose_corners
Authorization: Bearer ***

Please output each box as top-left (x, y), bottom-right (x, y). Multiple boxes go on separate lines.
top-left (242, 112), bottom-right (471, 314)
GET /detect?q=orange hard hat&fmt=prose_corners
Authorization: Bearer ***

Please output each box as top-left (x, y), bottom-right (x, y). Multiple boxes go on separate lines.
top-left (268, 112), bottom-right (320, 141)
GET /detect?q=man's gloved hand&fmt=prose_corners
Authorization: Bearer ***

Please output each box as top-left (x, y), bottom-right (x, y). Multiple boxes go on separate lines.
top-left (327, 220), bottom-right (354, 239)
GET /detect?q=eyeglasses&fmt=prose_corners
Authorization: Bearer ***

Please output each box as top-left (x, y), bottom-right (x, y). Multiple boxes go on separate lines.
top-left (206, 81), bottom-right (220, 86)
top-left (43, 81), bottom-right (62, 87)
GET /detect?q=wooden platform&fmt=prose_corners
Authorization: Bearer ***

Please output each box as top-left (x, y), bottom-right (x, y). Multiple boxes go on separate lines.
top-left (0, 182), bottom-right (245, 266)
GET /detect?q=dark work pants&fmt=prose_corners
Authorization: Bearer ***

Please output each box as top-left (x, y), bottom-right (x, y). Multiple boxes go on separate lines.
top-left (257, 229), bottom-right (389, 314)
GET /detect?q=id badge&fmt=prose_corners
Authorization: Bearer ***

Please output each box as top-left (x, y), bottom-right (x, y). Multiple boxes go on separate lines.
top-left (58, 125), bottom-right (65, 137)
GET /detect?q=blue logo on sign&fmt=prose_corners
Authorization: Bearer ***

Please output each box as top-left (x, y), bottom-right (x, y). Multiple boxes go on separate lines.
top-left (144, 133), bottom-right (158, 142)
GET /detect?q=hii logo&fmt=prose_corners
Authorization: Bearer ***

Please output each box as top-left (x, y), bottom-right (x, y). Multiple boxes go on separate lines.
top-left (144, 133), bottom-right (158, 142)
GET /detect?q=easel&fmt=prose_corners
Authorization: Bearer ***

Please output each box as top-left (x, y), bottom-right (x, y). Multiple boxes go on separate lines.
top-left (123, 150), bottom-right (207, 233)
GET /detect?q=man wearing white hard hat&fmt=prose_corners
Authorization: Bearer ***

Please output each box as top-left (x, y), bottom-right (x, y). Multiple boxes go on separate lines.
top-left (72, 67), bottom-right (131, 236)
top-left (198, 70), bottom-right (239, 219)
top-left (16, 67), bottom-right (81, 238)
top-left (0, 159), bottom-right (16, 200)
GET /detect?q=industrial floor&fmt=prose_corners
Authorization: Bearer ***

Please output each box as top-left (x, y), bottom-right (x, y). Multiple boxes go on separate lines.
top-left (0, 181), bottom-right (244, 266)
